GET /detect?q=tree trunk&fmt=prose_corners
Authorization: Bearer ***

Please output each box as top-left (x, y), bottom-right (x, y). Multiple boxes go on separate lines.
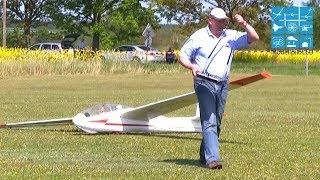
top-left (92, 13), bottom-right (101, 51)
top-left (92, 32), bottom-right (100, 51)
top-left (24, 0), bottom-right (31, 47)
top-left (24, 19), bottom-right (31, 47)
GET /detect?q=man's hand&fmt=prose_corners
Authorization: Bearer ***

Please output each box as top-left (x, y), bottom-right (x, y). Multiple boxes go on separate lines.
top-left (233, 14), bottom-right (247, 28)
top-left (191, 64), bottom-right (201, 77)
top-left (233, 14), bottom-right (259, 43)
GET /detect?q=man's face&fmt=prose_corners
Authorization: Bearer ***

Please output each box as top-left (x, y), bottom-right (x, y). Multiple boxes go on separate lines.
top-left (208, 17), bottom-right (228, 31)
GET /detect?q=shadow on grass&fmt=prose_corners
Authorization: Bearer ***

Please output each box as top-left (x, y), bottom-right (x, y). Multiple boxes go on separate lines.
top-left (5, 126), bottom-right (79, 133)
top-left (5, 127), bottom-right (200, 141)
top-left (162, 141), bottom-right (249, 168)
top-left (72, 133), bottom-right (248, 145)
top-left (5, 128), bottom-right (249, 144)
top-left (129, 133), bottom-right (201, 141)
top-left (73, 131), bottom-right (202, 141)
top-left (162, 158), bottom-right (204, 168)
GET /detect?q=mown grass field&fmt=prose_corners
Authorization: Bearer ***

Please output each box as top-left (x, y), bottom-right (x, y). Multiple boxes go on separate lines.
top-left (0, 73), bottom-right (319, 179)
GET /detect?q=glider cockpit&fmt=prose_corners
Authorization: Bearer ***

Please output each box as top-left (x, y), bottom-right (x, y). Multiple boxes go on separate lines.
top-left (82, 103), bottom-right (131, 117)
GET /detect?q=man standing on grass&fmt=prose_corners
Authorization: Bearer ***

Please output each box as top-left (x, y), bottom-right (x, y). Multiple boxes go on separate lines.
top-left (178, 8), bottom-right (259, 169)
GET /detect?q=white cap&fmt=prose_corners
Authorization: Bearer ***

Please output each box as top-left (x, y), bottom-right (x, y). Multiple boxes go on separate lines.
top-left (210, 8), bottom-right (229, 20)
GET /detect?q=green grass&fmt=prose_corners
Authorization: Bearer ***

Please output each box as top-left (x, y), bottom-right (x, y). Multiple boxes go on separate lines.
top-left (232, 61), bottom-right (320, 75)
top-left (0, 73), bottom-right (319, 179)
top-left (2, 59), bottom-right (320, 77)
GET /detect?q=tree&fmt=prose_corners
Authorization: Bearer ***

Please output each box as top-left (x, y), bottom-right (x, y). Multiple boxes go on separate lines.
top-left (47, 0), bottom-right (158, 51)
top-left (147, 0), bottom-right (206, 24)
top-left (7, 0), bottom-right (50, 47)
top-left (146, 0), bottom-right (209, 35)
top-left (148, 0), bottom-right (292, 49)
top-left (303, 0), bottom-right (320, 6)
top-left (46, 0), bottom-right (120, 51)
top-left (303, 0), bottom-right (320, 49)
top-left (104, 0), bottom-right (159, 48)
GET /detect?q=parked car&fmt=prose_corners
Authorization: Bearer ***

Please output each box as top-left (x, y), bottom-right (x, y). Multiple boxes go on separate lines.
top-left (29, 34), bottom-right (81, 52)
top-left (112, 45), bottom-right (165, 63)
top-left (29, 42), bottom-right (63, 51)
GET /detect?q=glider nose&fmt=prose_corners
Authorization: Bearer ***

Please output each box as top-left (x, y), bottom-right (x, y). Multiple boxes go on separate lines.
top-left (72, 113), bottom-right (98, 134)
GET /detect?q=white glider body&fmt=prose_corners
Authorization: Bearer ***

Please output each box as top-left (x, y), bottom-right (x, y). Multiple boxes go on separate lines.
top-left (1, 72), bottom-right (271, 134)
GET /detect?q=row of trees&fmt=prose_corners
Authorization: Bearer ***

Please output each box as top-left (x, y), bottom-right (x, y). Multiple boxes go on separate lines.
top-left (1, 0), bottom-right (159, 50)
top-left (1, 0), bottom-right (320, 50)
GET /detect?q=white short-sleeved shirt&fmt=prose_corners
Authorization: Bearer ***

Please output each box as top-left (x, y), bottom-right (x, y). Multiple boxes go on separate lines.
top-left (180, 26), bottom-right (248, 81)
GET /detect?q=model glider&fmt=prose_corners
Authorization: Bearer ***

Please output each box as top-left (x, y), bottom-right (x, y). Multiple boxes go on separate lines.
top-left (0, 72), bottom-right (271, 134)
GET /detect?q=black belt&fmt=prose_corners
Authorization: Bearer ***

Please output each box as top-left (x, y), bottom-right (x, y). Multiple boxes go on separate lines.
top-left (196, 74), bottom-right (220, 83)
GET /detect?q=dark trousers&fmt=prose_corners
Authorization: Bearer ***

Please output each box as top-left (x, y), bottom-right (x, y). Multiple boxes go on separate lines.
top-left (194, 76), bottom-right (228, 164)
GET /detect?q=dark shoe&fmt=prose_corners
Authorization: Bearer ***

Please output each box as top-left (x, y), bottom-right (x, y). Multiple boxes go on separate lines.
top-left (207, 161), bottom-right (222, 169)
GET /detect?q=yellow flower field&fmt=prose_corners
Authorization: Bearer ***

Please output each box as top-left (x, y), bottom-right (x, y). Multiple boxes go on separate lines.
top-left (234, 50), bottom-right (320, 63)
top-left (172, 50), bottom-right (320, 63)
top-left (0, 48), bottom-right (104, 76)
top-left (1, 47), bottom-right (319, 63)
top-left (0, 47), bottom-right (104, 63)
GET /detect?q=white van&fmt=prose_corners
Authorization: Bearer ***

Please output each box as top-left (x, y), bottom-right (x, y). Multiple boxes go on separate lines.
top-left (29, 34), bottom-right (81, 52)
top-left (29, 43), bottom-right (63, 51)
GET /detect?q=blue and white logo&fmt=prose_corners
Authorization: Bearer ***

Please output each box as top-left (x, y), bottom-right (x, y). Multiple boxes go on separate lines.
top-left (271, 7), bottom-right (285, 21)
top-left (300, 35), bottom-right (313, 48)
top-left (286, 21), bottom-right (299, 34)
top-left (271, 36), bottom-right (285, 49)
top-left (300, 21), bottom-right (313, 34)
top-left (272, 20), bottom-right (285, 34)
top-left (271, 6), bottom-right (313, 49)
top-left (286, 35), bottom-right (299, 48)
top-left (286, 7), bottom-right (299, 20)
top-left (300, 7), bottom-right (313, 20)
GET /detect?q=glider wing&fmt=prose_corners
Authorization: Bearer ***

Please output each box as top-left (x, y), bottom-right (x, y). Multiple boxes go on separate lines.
top-left (0, 117), bottom-right (73, 129)
top-left (121, 72), bottom-right (271, 121)
top-left (229, 72), bottom-right (271, 90)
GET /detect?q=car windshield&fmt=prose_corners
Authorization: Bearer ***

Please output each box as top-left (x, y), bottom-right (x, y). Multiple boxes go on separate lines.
top-left (29, 44), bottom-right (40, 50)
top-left (52, 44), bottom-right (60, 50)
top-left (81, 103), bottom-right (131, 117)
top-left (115, 46), bottom-right (136, 52)
top-left (41, 44), bottom-right (52, 50)
top-left (137, 45), bottom-right (157, 51)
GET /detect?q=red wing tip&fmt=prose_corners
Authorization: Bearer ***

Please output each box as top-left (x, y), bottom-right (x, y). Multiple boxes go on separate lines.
top-left (0, 124), bottom-right (7, 128)
top-left (260, 72), bottom-right (272, 79)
